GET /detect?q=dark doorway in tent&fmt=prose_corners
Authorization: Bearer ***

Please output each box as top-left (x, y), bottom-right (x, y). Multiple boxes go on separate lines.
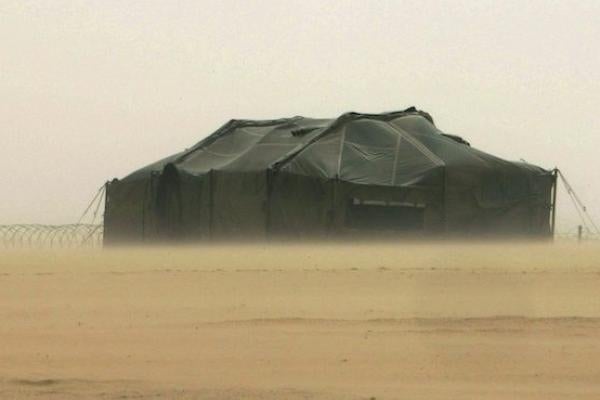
top-left (156, 164), bottom-right (183, 240)
top-left (345, 198), bottom-right (425, 232)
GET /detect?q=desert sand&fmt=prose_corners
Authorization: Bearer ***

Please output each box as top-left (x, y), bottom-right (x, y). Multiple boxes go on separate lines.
top-left (1, 242), bottom-right (600, 399)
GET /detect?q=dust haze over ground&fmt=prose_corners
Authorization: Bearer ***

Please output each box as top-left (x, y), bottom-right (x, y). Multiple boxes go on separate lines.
top-left (2, 242), bottom-right (600, 399)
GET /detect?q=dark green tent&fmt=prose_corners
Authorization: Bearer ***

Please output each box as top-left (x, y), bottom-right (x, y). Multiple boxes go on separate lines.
top-left (104, 107), bottom-right (555, 243)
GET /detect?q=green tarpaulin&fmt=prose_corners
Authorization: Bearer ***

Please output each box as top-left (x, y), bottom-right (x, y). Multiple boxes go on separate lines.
top-left (104, 107), bottom-right (554, 243)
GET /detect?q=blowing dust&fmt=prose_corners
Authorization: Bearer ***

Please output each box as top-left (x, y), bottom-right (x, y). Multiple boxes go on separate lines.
top-left (1, 241), bottom-right (600, 399)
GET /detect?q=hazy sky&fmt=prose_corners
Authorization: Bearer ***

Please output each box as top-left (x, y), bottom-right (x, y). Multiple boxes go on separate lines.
top-left (1, 0), bottom-right (599, 231)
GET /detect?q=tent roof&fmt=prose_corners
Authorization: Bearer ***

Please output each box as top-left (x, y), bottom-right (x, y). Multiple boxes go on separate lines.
top-left (122, 107), bottom-right (548, 187)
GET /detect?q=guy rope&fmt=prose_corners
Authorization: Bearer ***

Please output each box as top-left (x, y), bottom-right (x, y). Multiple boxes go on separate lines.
top-left (554, 168), bottom-right (600, 239)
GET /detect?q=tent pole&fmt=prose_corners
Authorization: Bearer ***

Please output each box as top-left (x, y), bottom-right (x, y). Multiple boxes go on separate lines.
top-left (329, 178), bottom-right (339, 237)
top-left (441, 166), bottom-right (447, 235)
top-left (208, 169), bottom-right (214, 241)
top-left (551, 168), bottom-right (558, 238)
top-left (265, 169), bottom-right (272, 240)
top-left (102, 181), bottom-right (109, 247)
top-left (141, 179), bottom-right (149, 243)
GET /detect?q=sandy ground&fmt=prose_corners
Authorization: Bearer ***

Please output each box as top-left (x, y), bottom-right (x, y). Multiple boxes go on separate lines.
top-left (1, 242), bottom-right (600, 399)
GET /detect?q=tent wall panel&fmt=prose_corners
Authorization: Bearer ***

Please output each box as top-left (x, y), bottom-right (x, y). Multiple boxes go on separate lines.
top-left (104, 177), bottom-right (158, 244)
top-left (269, 172), bottom-right (333, 237)
top-left (210, 171), bottom-right (268, 238)
top-left (176, 172), bottom-right (210, 241)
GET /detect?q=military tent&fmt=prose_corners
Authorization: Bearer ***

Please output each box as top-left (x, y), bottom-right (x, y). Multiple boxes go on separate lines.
top-left (103, 107), bottom-right (555, 243)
